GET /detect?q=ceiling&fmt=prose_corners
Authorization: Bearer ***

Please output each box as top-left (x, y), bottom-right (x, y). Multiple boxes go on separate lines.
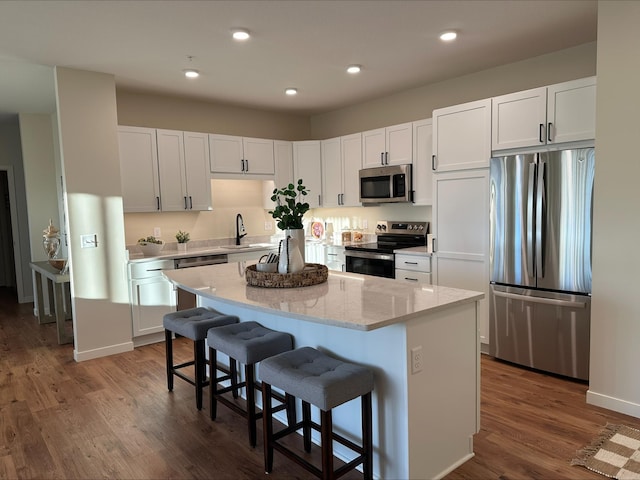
top-left (0, 0), bottom-right (597, 116)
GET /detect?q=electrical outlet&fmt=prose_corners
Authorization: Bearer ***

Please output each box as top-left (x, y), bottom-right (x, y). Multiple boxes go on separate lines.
top-left (81, 234), bottom-right (98, 248)
top-left (411, 346), bottom-right (423, 374)
top-left (153, 227), bottom-right (161, 237)
top-left (264, 221), bottom-right (273, 231)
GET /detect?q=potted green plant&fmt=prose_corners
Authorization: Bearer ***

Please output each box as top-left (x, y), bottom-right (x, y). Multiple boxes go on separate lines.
top-left (137, 235), bottom-right (164, 257)
top-left (176, 230), bottom-right (190, 252)
top-left (269, 179), bottom-right (310, 262)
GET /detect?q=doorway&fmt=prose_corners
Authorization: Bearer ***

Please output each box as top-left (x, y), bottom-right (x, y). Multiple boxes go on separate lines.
top-left (0, 166), bottom-right (23, 301)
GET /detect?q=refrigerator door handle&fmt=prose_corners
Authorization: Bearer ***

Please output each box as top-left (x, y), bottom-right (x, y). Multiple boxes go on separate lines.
top-left (527, 162), bottom-right (536, 276)
top-left (536, 157), bottom-right (545, 278)
top-left (493, 290), bottom-right (587, 309)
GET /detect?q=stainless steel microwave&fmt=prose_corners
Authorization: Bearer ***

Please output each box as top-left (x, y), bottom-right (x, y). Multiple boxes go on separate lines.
top-left (359, 164), bottom-right (412, 204)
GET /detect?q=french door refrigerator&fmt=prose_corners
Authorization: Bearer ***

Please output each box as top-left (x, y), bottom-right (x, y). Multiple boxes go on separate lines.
top-left (489, 148), bottom-right (594, 380)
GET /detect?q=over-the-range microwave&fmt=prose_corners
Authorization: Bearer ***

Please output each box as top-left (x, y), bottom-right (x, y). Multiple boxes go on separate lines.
top-left (359, 164), bottom-right (412, 204)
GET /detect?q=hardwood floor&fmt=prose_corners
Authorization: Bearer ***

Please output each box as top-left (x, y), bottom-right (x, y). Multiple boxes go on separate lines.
top-left (1, 286), bottom-right (639, 479)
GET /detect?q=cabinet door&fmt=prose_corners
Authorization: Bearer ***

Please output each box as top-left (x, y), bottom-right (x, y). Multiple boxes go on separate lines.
top-left (341, 132), bottom-right (362, 207)
top-left (412, 118), bottom-right (433, 205)
top-left (433, 98), bottom-right (491, 172)
top-left (130, 276), bottom-right (176, 337)
top-left (385, 122), bottom-right (413, 165)
top-left (293, 141), bottom-right (322, 208)
top-left (321, 137), bottom-right (342, 208)
top-left (209, 134), bottom-right (243, 173)
top-left (361, 128), bottom-right (386, 168)
top-left (274, 140), bottom-right (294, 188)
top-left (432, 169), bottom-right (490, 345)
top-left (491, 87), bottom-right (547, 151)
top-left (243, 137), bottom-right (275, 175)
top-left (156, 129), bottom-right (187, 212)
top-left (183, 131), bottom-right (212, 211)
top-left (547, 77), bottom-right (596, 144)
top-left (118, 126), bottom-right (160, 212)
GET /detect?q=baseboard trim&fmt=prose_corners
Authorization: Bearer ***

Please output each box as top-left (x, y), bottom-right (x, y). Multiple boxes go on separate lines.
top-left (74, 341), bottom-right (134, 362)
top-left (587, 389), bottom-right (640, 419)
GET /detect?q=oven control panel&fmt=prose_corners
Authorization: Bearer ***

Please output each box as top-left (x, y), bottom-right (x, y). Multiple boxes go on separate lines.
top-left (375, 221), bottom-right (429, 235)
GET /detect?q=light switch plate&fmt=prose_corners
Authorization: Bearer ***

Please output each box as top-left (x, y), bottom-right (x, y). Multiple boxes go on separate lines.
top-left (81, 234), bottom-right (98, 248)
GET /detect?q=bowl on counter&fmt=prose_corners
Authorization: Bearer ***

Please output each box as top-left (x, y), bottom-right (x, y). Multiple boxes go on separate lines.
top-left (256, 262), bottom-right (278, 273)
top-left (138, 241), bottom-right (165, 257)
top-left (48, 258), bottom-right (68, 272)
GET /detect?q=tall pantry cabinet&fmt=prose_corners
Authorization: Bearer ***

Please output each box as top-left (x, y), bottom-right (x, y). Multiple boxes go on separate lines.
top-left (431, 99), bottom-right (491, 346)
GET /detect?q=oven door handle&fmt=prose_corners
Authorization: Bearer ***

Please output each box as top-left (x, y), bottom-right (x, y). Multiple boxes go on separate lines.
top-left (345, 251), bottom-right (394, 262)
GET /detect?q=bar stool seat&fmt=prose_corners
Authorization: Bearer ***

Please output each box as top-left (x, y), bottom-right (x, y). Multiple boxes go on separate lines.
top-left (163, 307), bottom-right (239, 410)
top-left (207, 321), bottom-right (294, 447)
top-left (260, 346), bottom-right (374, 480)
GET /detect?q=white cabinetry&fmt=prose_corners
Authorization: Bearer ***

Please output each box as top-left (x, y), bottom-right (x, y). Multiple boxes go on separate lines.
top-left (412, 118), bottom-right (433, 205)
top-left (293, 140), bottom-right (322, 208)
top-left (128, 259), bottom-right (176, 341)
top-left (156, 129), bottom-right (211, 211)
top-left (491, 76), bottom-right (596, 151)
top-left (432, 169), bottom-right (490, 345)
top-left (274, 140), bottom-right (294, 188)
top-left (118, 126), bottom-right (161, 212)
top-left (432, 99), bottom-right (491, 172)
top-left (362, 122), bottom-right (412, 168)
top-left (395, 253), bottom-right (431, 284)
top-left (322, 134), bottom-right (362, 208)
top-left (325, 245), bottom-right (345, 272)
top-left (209, 134), bottom-right (275, 176)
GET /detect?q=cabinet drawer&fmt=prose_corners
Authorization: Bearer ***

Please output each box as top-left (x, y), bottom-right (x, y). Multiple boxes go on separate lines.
top-left (395, 270), bottom-right (432, 284)
top-left (395, 254), bottom-right (431, 273)
top-left (129, 259), bottom-right (175, 279)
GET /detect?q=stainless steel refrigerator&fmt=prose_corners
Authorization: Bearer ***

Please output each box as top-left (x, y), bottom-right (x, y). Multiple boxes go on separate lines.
top-left (489, 148), bottom-right (594, 380)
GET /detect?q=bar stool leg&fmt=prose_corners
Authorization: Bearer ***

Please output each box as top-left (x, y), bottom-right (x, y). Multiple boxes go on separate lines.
top-left (165, 329), bottom-right (173, 391)
top-left (362, 392), bottom-right (373, 480)
top-left (286, 393), bottom-right (296, 427)
top-left (262, 383), bottom-right (274, 473)
top-left (302, 401), bottom-right (312, 452)
top-left (245, 364), bottom-right (257, 447)
top-left (320, 409), bottom-right (334, 480)
top-left (209, 347), bottom-right (218, 420)
top-left (194, 339), bottom-right (205, 410)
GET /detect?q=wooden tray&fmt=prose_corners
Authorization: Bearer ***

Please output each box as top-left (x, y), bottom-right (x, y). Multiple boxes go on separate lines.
top-left (245, 263), bottom-right (328, 288)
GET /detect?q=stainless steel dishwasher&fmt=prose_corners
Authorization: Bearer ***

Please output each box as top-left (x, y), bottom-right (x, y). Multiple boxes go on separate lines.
top-left (174, 253), bottom-right (228, 309)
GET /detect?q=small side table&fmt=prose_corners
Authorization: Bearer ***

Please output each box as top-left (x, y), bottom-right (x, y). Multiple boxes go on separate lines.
top-left (29, 261), bottom-right (73, 345)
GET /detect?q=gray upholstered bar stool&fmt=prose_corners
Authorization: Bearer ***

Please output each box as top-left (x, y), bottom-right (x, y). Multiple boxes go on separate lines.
top-left (207, 321), bottom-right (294, 447)
top-left (163, 307), bottom-right (239, 410)
top-left (260, 346), bottom-right (374, 480)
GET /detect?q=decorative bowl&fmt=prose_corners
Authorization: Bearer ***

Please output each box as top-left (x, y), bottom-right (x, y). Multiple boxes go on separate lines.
top-left (138, 241), bottom-right (165, 257)
top-left (49, 258), bottom-right (67, 272)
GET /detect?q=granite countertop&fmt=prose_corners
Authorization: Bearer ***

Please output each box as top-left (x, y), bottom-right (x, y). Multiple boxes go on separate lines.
top-left (163, 262), bottom-right (483, 331)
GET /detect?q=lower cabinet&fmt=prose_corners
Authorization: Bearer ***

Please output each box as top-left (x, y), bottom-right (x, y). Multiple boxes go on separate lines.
top-left (128, 259), bottom-right (176, 340)
top-left (395, 253), bottom-right (431, 284)
top-left (325, 245), bottom-right (345, 272)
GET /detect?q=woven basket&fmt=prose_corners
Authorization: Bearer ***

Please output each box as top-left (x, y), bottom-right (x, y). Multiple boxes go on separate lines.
top-left (245, 263), bottom-right (328, 288)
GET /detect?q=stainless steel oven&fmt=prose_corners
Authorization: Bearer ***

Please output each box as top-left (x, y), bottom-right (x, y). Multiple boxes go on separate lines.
top-left (345, 221), bottom-right (428, 278)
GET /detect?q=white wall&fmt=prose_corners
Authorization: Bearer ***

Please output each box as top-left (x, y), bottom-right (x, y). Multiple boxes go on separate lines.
top-left (587, 1), bottom-right (640, 417)
top-left (54, 67), bottom-right (132, 361)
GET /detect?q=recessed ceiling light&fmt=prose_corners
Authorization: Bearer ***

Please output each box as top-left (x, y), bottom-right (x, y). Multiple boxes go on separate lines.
top-left (285, 88), bottom-right (298, 96)
top-left (439, 30), bottom-right (457, 42)
top-left (184, 69), bottom-right (199, 78)
top-left (347, 65), bottom-right (361, 74)
top-left (232, 28), bottom-right (250, 41)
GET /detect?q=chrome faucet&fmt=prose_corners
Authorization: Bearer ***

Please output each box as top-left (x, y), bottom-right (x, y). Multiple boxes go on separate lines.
top-left (236, 213), bottom-right (247, 245)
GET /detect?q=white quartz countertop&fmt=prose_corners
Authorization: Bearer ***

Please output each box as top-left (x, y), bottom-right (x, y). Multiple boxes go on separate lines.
top-left (128, 243), bottom-right (277, 263)
top-left (163, 262), bottom-right (483, 331)
top-left (394, 246), bottom-right (432, 256)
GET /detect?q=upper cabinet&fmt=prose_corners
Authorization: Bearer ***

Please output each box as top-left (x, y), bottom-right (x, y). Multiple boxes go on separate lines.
top-left (209, 134), bottom-right (275, 177)
top-left (412, 118), bottom-right (433, 205)
top-left (321, 133), bottom-right (362, 208)
top-left (432, 99), bottom-right (492, 173)
top-left (273, 140), bottom-right (294, 188)
top-left (157, 129), bottom-right (211, 212)
top-left (118, 126), bottom-right (161, 213)
top-left (492, 76), bottom-right (596, 151)
top-left (362, 122), bottom-right (412, 168)
top-left (293, 140), bottom-right (322, 208)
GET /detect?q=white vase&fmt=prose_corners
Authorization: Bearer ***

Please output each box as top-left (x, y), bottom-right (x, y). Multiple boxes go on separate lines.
top-left (177, 243), bottom-right (187, 253)
top-left (285, 228), bottom-right (305, 264)
top-left (278, 235), bottom-right (305, 274)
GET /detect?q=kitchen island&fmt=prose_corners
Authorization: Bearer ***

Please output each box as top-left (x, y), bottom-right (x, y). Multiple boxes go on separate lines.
top-left (163, 262), bottom-right (483, 479)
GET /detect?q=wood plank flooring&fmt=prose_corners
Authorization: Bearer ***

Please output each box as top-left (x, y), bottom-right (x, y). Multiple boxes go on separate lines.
top-left (2, 286), bottom-right (640, 479)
